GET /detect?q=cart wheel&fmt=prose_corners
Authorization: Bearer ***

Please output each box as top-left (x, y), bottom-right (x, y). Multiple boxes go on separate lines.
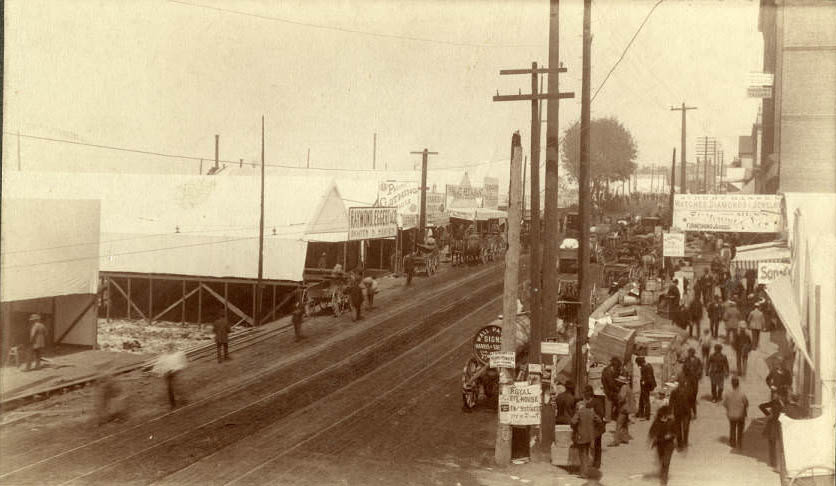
top-left (463, 389), bottom-right (478, 410)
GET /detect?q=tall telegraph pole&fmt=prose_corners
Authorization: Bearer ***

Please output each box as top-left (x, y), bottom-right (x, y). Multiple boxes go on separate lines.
top-left (670, 103), bottom-right (696, 193)
top-left (409, 149), bottom-right (437, 248)
top-left (669, 148), bottom-right (676, 224)
top-left (576, 0), bottom-right (592, 396)
top-left (257, 116), bottom-right (265, 325)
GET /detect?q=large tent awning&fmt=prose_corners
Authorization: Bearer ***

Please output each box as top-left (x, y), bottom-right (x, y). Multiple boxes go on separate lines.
top-left (731, 242), bottom-right (790, 270)
top-left (764, 275), bottom-right (814, 368)
top-left (779, 410), bottom-right (836, 480)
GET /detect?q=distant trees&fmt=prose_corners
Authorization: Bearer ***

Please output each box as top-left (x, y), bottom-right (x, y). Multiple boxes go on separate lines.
top-left (560, 117), bottom-right (638, 204)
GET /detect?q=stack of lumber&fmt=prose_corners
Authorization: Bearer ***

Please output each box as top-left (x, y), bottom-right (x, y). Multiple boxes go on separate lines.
top-left (589, 323), bottom-right (636, 364)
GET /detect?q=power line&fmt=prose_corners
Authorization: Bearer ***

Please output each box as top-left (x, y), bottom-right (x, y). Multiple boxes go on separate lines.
top-left (591, 0), bottom-right (666, 103)
top-left (167, 0), bottom-right (539, 49)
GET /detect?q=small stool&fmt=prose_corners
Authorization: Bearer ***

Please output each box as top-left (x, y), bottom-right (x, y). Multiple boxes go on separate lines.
top-left (5, 346), bottom-right (21, 368)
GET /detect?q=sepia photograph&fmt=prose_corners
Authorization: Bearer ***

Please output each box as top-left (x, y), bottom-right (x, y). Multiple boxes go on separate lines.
top-left (1, 1), bottom-right (834, 485)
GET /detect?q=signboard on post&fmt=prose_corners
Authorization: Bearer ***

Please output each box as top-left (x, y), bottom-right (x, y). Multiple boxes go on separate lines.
top-left (747, 86), bottom-right (773, 98)
top-left (758, 261), bottom-right (791, 285)
top-left (663, 232), bottom-right (685, 258)
top-left (472, 325), bottom-right (502, 365)
top-left (489, 351), bottom-right (515, 369)
top-left (499, 382), bottom-right (541, 425)
top-left (347, 207), bottom-right (397, 240)
top-left (483, 177), bottom-right (499, 209)
top-left (672, 194), bottom-right (783, 233)
top-left (426, 192), bottom-right (448, 226)
top-left (541, 341), bottom-right (570, 355)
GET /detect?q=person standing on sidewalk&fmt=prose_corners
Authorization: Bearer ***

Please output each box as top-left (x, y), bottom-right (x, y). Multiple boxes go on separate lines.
top-left (700, 330), bottom-right (714, 377)
top-left (403, 252), bottom-right (415, 286)
top-left (348, 278), bottom-right (365, 321)
top-left (212, 314), bottom-right (231, 363)
top-left (759, 392), bottom-right (785, 469)
top-left (723, 376), bottom-right (749, 449)
top-left (610, 376), bottom-right (634, 446)
top-left (637, 357), bottom-right (656, 420)
top-left (708, 295), bottom-right (723, 339)
top-left (682, 348), bottom-right (702, 418)
top-left (26, 314), bottom-right (48, 371)
top-left (733, 325), bottom-right (752, 377)
top-left (554, 381), bottom-right (578, 425)
top-left (291, 302), bottom-right (305, 341)
top-left (602, 357), bottom-right (623, 421)
top-left (571, 388), bottom-right (602, 479)
top-left (708, 344), bottom-right (730, 402)
top-left (649, 404), bottom-right (677, 486)
top-left (747, 304), bottom-right (764, 350)
top-left (362, 275), bottom-right (378, 310)
top-left (670, 375), bottom-right (692, 449)
top-left (723, 299), bottom-right (741, 345)
top-left (588, 385), bottom-right (607, 470)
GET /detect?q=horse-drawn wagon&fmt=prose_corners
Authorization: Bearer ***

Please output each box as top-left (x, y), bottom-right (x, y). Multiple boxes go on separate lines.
top-left (301, 273), bottom-right (351, 317)
top-left (405, 242), bottom-right (440, 276)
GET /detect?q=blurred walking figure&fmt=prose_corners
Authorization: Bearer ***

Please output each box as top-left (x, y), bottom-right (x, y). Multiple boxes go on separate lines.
top-left (601, 357), bottom-right (623, 420)
top-left (649, 405), bottom-right (677, 486)
top-left (94, 361), bottom-right (125, 426)
top-left (291, 302), bottom-right (305, 341)
top-left (723, 377), bottom-right (749, 449)
top-left (708, 344), bottom-right (730, 402)
top-left (212, 314), bottom-right (231, 363)
top-left (403, 252), bottom-right (415, 286)
top-left (733, 326), bottom-right (752, 377)
top-left (348, 278), bottom-right (364, 321)
top-left (708, 295), bottom-right (723, 339)
top-left (152, 343), bottom-right (187, 410)
top-left (362, 275), bottom-right (378, 309)
top-left (723, 299), bottom-right (741, 345)
top-left (636, 356), bottom-right (656, 420)
top-left (26, 314), bottom-right (47, 371)
top-left (747, 304), bottom-right (764, 349)
top-left (700, 330), bottom-right (714, 377)
top-left (682, 348), bottom-right (702, 418)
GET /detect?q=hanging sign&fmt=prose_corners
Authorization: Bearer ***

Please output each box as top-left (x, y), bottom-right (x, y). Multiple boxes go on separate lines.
top-left (528, 363), bottom-right (543, 374)
top-left (426, 192), bottom-right (448, 226)
top-left (483, 177), bottom-right (499, 209)
top-left (499, 382), bottom-right (542, 425)
top-left (472, 325), bottom-right (502, 365)
top-left (489, 351), bottom-right (515, 369)
top-left (758, 261), bottom-right (791, 285)
top-left (672, 194), bottom-right (783, 233)
top-left (347, 207), bottom-right (398, 240)
top-left (747, 86), bottom-right (773, 98)
top-left (663, 232), bottom-right (685, 258)
top-left (541, 341), bottom-right (570, 355)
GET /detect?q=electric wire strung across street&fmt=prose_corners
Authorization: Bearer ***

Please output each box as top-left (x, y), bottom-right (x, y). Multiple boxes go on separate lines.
top-left (167, 0), bottom-right (540, 49)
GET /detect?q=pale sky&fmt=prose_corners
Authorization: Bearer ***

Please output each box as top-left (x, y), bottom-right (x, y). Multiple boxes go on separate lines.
top-left (2, 0), bottom-right (763, 179)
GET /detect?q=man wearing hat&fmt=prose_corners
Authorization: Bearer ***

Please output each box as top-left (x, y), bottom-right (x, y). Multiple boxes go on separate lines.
top-left (601, 357), bottom-right (623, 421)
top-left (554, 380), bottom-right (578, 425)
top-left (747, 304), bottom-right (764, 350)
top-left (27, 314), bottom-right (47, 371)
top-left (636, 356), bottom-right (656, 420)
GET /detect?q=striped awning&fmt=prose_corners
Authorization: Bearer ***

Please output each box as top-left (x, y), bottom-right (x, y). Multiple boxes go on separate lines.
top-left (731, 243), bottom-right (790, 270)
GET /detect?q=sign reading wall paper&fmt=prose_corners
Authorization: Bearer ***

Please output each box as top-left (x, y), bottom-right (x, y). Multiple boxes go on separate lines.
top-left (758, 261), bottom-right (791, 285)
top-left (347, 207), bottom-right (398, 240)
top-left (672, 194), bottom-right (783, 233)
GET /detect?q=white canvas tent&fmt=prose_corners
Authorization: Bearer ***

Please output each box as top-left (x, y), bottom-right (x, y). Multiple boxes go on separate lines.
top-left (1, 199), bottom-right (101, 350)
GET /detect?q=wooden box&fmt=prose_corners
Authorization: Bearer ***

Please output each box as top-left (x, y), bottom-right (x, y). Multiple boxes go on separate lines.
top-left (590, 323), bottom-right (636, 364)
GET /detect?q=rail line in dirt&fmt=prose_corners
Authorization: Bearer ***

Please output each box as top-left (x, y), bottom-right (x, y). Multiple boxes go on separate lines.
top-left (0, 261), bottom-right (510, 485)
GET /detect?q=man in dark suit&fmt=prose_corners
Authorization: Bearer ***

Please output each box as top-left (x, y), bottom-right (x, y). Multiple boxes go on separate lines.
top-left (571, 387), bottom-right (603, 478)
top-left (670, 374), bottom-right (692, 449)
top-left (212, 314), bottom-right (231, 363)
top-left (637, 356), bottom-right (656, 419)
top-left (601, 357), bottom-right (622, 420)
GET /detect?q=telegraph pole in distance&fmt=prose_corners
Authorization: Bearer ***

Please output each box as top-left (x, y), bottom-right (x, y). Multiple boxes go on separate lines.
top-left (257, 116), bottom-right (266, 326)
top-left (576, 0), bottom-right (592, 397)
top-left (409, 148), bottom-right (438, 249)
top-left (669, 148), bottom-right (676, 226)
top-left (494, 61), bottom-right (573, 455)
top-left (670, 103), bottom-right (696, 193)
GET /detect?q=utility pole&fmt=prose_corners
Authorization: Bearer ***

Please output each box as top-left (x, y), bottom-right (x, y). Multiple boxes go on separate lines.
top-left (494, 60), bottom-right (573, 455)
top-left (373, 133), bottom-right (377, 170)
top-left (576, 0), bottom-right (592, 397)
top-left (256, 117), bottom-right (266, 326)
top-left (669, 148), bottom-right (676, 226)
top-left (712, 140), bottom-right (718, 194)
top-left (199, 158), bottom-right (203, 175)
top-left (494, 131), bottom-right (523, 466)
top-left (409, 148), bottom-right (438, 248)
top-left (215, 134), bottom-right (220, 171)
top-left (670, 103), bottom-right (696, 193)
top-left (522, 155), bottom-right (528, 218)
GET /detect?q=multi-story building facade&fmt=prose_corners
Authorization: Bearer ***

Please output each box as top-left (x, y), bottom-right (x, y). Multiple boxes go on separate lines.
top-left (757, 0), bottom-right (836, 193)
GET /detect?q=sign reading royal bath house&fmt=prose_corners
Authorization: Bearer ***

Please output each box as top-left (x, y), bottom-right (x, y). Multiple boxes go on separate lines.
top-left (347, 207), bottom-right (398, 241)
top-left (672, 194), bottom-right (783, 233)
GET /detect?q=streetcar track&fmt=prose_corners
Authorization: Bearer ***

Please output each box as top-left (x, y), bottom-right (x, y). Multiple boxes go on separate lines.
top-left (223, 304), bottom-right (492, 485)
top-left (52, 275), bottom-right (506, 484)
top-left (0, 263), bottom-right (503, 482)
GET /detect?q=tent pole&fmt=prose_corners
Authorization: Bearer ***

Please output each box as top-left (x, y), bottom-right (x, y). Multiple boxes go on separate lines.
top-left (197, 281), bottom-right (203, 327)
top-left (181, 280), bottom-right (186, 325)
top-left (224, 283), bottom-right (229, 322)
top-left (148, 278), bottom-right (153, 325)
top-left (127, 278), bottom-right (132, 320)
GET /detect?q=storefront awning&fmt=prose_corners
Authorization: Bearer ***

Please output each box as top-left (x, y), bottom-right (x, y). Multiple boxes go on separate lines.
top-left (779, 410), bottom-right (836, 480)
top-left (764, 275), bottom-right (814, 368)
top-left (731, 242), bottom-right (790, 270)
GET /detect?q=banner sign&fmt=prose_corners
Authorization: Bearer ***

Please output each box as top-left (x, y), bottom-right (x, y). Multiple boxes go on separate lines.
top-left (758, 261), bottom-right (791, 285)
top-left (347, 207), bottom-right (397, 240)
top-left (426, 192), bottom-right (448, 226)
top-left (747, 72), bottom-right (774, 86)
top-left (472, 325), bottom-right (502, 364)
top-left (499, 383), bottom-right (542, 425)
top-left (747, 86), bottom-right (773, 98)
top-left (672, 194), bottom-right (783, 233)
top-left (541, 341), bottom-right (570, 355)
top-left (489, 351), bottom-right (515, 369)
top-left (483, 177), bottom-right (499, 209)
top-left (377, 181), bottom-right (419, 214)
top-left (663, 232), bottom-right (685, 258)
top-left (528, 363), bottom-right (542, 374)
top-left (446, 184), bottom-right (484, 200)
